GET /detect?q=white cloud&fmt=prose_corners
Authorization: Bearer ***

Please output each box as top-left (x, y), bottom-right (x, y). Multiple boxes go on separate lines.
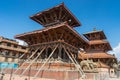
top-left (109, 43), bottom-right (120, 61)
top-left (16, 39), bottom-right (27, 46)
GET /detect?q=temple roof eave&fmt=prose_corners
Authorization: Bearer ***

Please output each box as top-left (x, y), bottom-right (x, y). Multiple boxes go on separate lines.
top-left (78, 52), bottom-right (116, 59)
top-left (30, 3), bottom-right (81, 27)
top-left (89, 40), bottom-right (108, 45)
top-left (89, 40), bottom-right (112, 50)
top-left (83, 30), bottom-right (107, 40)
top-left (15, 23), bottom-right (88, 46)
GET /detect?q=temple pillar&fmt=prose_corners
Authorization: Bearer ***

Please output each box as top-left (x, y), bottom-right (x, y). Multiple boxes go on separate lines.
top-left (45, 48), bottom-right (48, 59)
top-left (63, 50), bottom-right (66, 61)
top-left (58, 45), bottom-right (62, 60)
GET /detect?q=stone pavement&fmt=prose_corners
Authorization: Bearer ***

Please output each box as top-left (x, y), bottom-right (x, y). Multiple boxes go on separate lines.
top-left (108, 78), bottom-right (120, 80)
top-left (0, 74), bottom-right (55, 80)
top-left (1, 73), bottom-right (120, 80)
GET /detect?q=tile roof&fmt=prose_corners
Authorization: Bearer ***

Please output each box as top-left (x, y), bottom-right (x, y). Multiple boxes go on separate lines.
top-left (30, 3), bottom-right (81, 27)
top-left (79, 52), bottom-right (115, 59)
top-left (89, 40), bottom-right (108, 45)
top-left (83, 30), bottom-right (107, 40)
top-left (89, 40), bottom-right (112, 50)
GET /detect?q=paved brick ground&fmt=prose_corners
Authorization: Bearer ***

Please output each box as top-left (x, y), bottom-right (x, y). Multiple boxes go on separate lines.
top-left (1, 74), bottom-right (120, 80)
top-left (0, 74), bottom-right (56, 80)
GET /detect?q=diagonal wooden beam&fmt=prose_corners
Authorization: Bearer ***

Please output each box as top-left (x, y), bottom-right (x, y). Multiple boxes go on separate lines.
top-left (50, 12), bottom-right (54, 21)
top-left (30, 35), bottom-right (35, 44)
top-left (34, 17), bottom-right (44, 25)
top-left (43, 14), bottom-right (49, 24)
top-left (13, 47), bottom-right (40, 74)
top-left (40, 15), bottom-right (46, 25)
top-left (52, 29), bottom-right (58, 40)
top-left (62, 45), bottom-right (85, 79)
top-left (47, 30), bottom-right (53, 41)
top-left (53, 10), bottom-right (58, 20)
top-left (35, 33), bottom-right (41, 43)
top-left (18, 52), bottom-right (26, 59)
top-left (33, 45), bottom-right (59, 78)
top-left (20, 47), bottom-right (46, 76)
top-left (58, 7), bottom-right (62, 19)
top-left (41, 32), bottom-right (47, 42)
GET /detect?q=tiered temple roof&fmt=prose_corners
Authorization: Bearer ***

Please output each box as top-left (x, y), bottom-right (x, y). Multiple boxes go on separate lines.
top-left (83, 30), bottom-right (112, 52)
top-left (14, 3), bottom-right (88, 78)
top-left (15, 22), bottom-right (88, 48)
top-left (79, 52), bottom-right (115, 59)
top-left (15, 3), bottom-right (88, 51)
top-left (83, 30), bottom-right (106, 40)
top-left (80, 29), bottom-right (117, 69)
top-left (30, 3), bottom-right (81, 27)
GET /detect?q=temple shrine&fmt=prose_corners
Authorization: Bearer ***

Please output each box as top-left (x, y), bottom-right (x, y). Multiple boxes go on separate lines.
top-left (82, 29), bottom-right (117, 65)
top-left (80, 29), bottom-right (117, 78)
top-left (3, 3), bottom-right (118, 80)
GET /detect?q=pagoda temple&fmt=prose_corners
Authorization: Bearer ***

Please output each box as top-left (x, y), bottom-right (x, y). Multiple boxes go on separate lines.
top-left (79, 29), bottom-right (117, 78)
top-left (3, 3), bottom-right (118, 80)
top-left (13, 3), bottom-right (88, 80)
top-left (82, 29), bottom-right (117, 66)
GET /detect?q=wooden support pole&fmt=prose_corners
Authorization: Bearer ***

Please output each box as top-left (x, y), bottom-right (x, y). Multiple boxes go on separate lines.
top-left (18, 53), bottom-right (26, 59)
top-left (14, 47), bottom-right (40, 74)
top-left (34, 45), bottom-right (58, 78)
top-left (20, 47), bottom-right (46, 76)
top-left (62, 45), bottom-right (85, 79)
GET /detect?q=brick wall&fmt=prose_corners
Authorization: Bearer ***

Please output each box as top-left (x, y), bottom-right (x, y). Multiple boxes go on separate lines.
top-left (4, 68), bottom-right (99, 80)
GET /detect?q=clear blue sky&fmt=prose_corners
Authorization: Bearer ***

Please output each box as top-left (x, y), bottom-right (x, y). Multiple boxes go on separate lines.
top-left (0, 0), bottom-right (120, 48)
